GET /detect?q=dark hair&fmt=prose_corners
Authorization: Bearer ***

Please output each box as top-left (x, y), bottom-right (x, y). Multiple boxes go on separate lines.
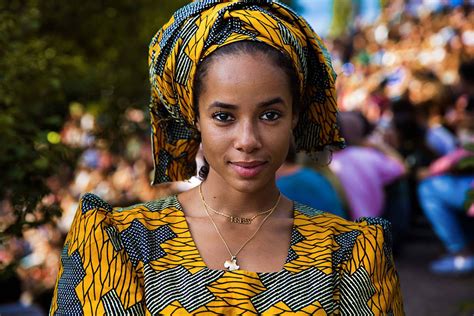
top-left (193, 41), bottom-right (300, 180)
top-left (285, 140), bottom-right (297, 164)
top-left (338, 111), bottom-right (374, 146)
top-left (0, 273), bottom-right (22, 303)
top-left (459, 59), bottom-right (474, 85)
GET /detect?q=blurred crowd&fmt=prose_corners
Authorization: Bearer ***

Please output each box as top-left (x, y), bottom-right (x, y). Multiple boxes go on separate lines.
top-left (324, 0), bottom-right (474, 275)
top-left (0, 105), bottom-right (178, 313)
top-left (1, 1), bottom-right (473, 314)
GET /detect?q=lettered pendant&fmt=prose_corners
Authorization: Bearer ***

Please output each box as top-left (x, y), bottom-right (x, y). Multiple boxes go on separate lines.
top-left (230, 216), bottom-right (252, 224)
top-left (224, 257), bottom-right (240, 271)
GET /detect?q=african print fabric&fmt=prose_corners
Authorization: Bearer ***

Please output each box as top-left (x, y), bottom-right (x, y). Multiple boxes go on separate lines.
top-left (50, 193), bottom-right (404, 315)
top-left (149, 0), bottom-right (345, 183)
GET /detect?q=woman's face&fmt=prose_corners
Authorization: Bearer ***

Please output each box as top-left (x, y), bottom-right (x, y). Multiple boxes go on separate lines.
top-left (196, 52), bottom-right (296, 193)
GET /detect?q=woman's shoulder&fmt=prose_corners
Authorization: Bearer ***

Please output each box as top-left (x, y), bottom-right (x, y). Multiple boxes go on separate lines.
top-left (64, 193), bottom-right (185, 254)
top-left (78, 192), bottom-right (181, 215)
top-left (73, 193), bottom-right (184, 232)
top-left (79, 192), bottom-right (114, 213)
top-left (294, 201), bottom-right (392, 239)
top-left (294, 202), bottom-right (397, 288)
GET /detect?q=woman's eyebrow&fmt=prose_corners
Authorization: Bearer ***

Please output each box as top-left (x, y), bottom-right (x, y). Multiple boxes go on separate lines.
top-left (209, 102), bottom-right (237, 109)
top-left (258, 97), bottom-right (284, 108)
top-left (209, 97), bottom-right (284, 110)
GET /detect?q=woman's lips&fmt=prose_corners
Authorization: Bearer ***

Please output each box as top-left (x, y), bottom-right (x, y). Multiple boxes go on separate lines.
top-left (229, 161), bottom-right (267, 178)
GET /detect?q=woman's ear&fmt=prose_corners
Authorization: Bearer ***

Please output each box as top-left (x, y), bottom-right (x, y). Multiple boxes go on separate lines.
top-left (291, 112), bottom-right (298, 129)
top-left (196, 117), bottom-right (201, 132)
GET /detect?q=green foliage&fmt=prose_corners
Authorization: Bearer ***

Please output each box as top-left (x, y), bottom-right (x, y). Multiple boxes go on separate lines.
top-left (454, 143), bottom-right (474, 173)
top-left (464, 143), bottom-right (474, 152)
top-left (0, 0), bottom-right (188, 273)
top-left (34, 0), bottom-right (189, 150)
top-left (0, 0), bottom-right (79, 238)
top-left (329, 0), bottom-right (353, 38)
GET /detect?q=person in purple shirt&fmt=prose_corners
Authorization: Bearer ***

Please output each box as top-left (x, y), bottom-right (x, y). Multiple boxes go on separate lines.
top-left (330, 111), bottom-right (407, 220)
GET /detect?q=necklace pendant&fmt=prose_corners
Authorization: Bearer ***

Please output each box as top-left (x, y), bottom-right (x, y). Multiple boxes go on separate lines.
top-left (224, 257), bottom-right (240, 271)
top-left (230, 216), bottom-right (252, 224)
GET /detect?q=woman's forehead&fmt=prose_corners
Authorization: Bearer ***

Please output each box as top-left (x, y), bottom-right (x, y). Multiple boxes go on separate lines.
top-left (198, 54), bottom-right (292, 108)
top-left (204, 53), bottom-right (288, 84)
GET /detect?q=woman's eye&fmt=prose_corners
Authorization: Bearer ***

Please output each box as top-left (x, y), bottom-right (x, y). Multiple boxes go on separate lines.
top-left (260, 111), bottom-right (281, 121)
top-left (212, 112), bottom-right (234, 122)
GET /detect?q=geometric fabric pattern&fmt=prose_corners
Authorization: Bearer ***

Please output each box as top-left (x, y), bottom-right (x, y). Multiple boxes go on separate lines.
top-left (50, 194), bottom-right (404, 315)
top-left (148, 0), bottom-right (345, 183)
top-left (81, 192), bottom-right (112, 214)
top-left (55, 245), bottom-right (86, 315)
top-left (143, 265), bottom-right (224, 314)
top-left (339, 267), bottom-right (377, 316)
top-left (358, 216), bottom-right (394, 268)
top-left (105, 226), bottom-right (123, 251)
top-left (120, 219), bottom-right (177, 267)
top-left (332, 230), bottom-right (362, 267)
top-left (101, 289), bottom-right (145, 316)
top-left (252, 267), bottom-right (336, 313)
top-left (285, 227), bottom-right (305, 262)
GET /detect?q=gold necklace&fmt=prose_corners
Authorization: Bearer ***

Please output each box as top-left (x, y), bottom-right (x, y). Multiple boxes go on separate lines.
top-left (199, 184), bottom-right (281, 224)
top-left (199, 185), bottom-right (280, 271)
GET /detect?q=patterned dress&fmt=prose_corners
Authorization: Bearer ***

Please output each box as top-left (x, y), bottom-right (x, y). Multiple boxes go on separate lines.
top-left (50, 193), bottom-right (404, 315)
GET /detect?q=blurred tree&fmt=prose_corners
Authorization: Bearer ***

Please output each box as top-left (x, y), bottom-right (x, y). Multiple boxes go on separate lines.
top-left (0, 0), bottom-right (79, 239)
top-left (329, 0), bottom-right (353, 38)
top-left (36, 0), bottom-right (189, 149)
top-left (0, 0), bottom-right (187, 275)
top-left (280, 0), bottom-right (294, 7)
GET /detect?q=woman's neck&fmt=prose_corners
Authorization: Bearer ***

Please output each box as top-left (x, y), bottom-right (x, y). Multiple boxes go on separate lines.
top-left (200, 170), bottom-right (281, 217)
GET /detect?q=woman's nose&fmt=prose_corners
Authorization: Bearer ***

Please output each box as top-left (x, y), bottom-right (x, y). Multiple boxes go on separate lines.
top-left (234, 119), bottom-right (262, 153)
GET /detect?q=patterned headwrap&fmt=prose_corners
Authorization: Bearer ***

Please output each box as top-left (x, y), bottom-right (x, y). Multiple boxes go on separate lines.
top-left (149, 0), bottom-right (344, 184)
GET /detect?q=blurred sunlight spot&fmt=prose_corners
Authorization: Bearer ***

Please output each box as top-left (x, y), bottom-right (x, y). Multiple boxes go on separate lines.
top-left (374, 24), bottom-right (388, 44)
top-left (44, 48), bottom-right (56, 59)
top-left (47, 131), bottom-right (61, 144)
top-left (462, 30), bottom-right (474, 46)
top-left (69, 102), bottom-right (84, 118)
top-left (331, 159), bottom-right (342, 173)
top-left (382, 52), bottom-right (397, 67)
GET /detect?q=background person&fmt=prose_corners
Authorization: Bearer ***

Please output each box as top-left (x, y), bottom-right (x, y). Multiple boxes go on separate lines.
top-left (276, 143), bottom-right (347, 218)
top-left (330, 110), bottom-right (407, 220)
top-left (417, 99), bottom-right (474, 275)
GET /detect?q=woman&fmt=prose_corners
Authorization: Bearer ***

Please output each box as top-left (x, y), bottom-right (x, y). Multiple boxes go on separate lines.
top-left (50, 1), bottom-right (404, 314)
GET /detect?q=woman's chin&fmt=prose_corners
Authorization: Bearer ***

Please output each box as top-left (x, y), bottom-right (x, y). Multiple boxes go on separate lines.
top-left (225, 174), bottom-right (276, 194)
